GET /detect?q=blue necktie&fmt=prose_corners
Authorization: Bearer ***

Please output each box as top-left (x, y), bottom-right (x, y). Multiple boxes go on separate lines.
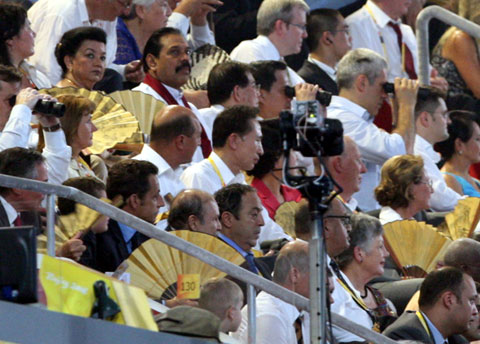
top-left (245, 252), bottom-right (259, 274)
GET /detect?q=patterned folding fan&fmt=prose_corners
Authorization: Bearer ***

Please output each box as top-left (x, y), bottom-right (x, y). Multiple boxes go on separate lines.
top-left (39, 87), bottom-right (142, 154)
top-left (383, 220), bottom-right (452, 277)
top-left (121, 230), bottom-right (244, 300)
top-left (438, 197), bottom-right (480, 240)
top-left (275, 201), bottom-right (302, 238)
top-left (182, 44), bottom-right (230, 90)
top-left (109, 90), bottom-right (165, 135)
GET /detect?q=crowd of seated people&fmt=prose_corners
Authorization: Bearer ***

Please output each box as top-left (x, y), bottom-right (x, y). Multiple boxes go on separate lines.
top-left (3, 0), bottom-right (480, 342)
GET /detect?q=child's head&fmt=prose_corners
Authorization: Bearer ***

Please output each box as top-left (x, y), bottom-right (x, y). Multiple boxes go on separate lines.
top-left (198, 278), bottom-right (244, 333)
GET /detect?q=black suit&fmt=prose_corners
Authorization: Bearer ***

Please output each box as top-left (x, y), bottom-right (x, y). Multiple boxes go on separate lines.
top-left (297, 60), bottom-right (339, 95)
top-left (0, 201), bottom-right (11, 227)
top-left (91, 219), bottom-right (150, 273)
top-left (383, 311), bottom-right (468, 344)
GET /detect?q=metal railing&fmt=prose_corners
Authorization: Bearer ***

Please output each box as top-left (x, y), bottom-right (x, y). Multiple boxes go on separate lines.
top-left (0, 174), bottom-right (396, 344)
top-left (416, 5), bottom-right (480, 85)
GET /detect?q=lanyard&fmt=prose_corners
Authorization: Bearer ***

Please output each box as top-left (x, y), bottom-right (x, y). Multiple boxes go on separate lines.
top-left (416, 311), bottom-right (435, 343)
top-left (364, 3), bottom-right (407, 74)
top-left (208, 156), bottom-right (226, 187)
top-left (336, 276), bottom-right (376, 324)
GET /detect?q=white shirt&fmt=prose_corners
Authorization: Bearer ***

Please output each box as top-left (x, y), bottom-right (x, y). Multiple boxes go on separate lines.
top-left (230, 35), bottom-right (304, 86)
top-left (327, 95), bottom-right (406, 211)
top-left (167, 12), bottom-right (215, 50)
top-left (134, 144), bottom-right (186, 230)
top-left (379, 206), bottom-right (404, 225)
top-left (414, 134), bottom-right (463, 212)
top-left (198, 104), bottom-right (225, 141)
top-left (233, 291), bottom-right (308, 344)
top-left (331, 272), bottom-right (373, 342)
top-left (307, 55), bottom-right (337, 82)
top-left (346, 0), bottom-right (419, 82)
top-left (0, 195), bottom-right (17, 226)
top-left (28, 0), bottom-right (121, 85)
top-left (180, 151), bottom-right (291, 245)
top-left (0, 104), bottom-right (71, 185)
top-left (133, 82), bottom-right (210, 163)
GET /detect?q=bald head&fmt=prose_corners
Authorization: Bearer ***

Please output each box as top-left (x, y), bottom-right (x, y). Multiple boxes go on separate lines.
top-left (168, 189), bottom-right (221, 235)
top-left (273, 240), bottom-right (309, 294)
top-left (443, 238), bottom-right (480, 282)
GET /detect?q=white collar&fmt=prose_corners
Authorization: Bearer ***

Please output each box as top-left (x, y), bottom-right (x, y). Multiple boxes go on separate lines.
top-left (308, 55), bottom-right (336, 79)
top-left (209, 151), bottom-right (244, 185)
top-left (329, 95), bottom-right (372, 121)
top-left (79, 0), bottom-right (92, 25)
top-left (139, 145), bottom-right (180, 176)
top-left (0, 195), bottom-right (18, 226)
top-left (366, 0), bottom-right (401, 28)
top-left (255, 35), bottom-right (282, 60)
top-left (415, 134), bottom-right (441, 163)
top-left (162, 82), bottom-right (184, 103)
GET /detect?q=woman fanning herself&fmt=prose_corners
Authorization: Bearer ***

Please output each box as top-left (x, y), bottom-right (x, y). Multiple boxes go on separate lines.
top-left (55, 27), bottom-right (107, 90)
top-left (375, 155), bottom-right (434, 225)
top-left (437, 110), bottom-right (480, 197)
top-left (331, 213), bottom-right (396, 342)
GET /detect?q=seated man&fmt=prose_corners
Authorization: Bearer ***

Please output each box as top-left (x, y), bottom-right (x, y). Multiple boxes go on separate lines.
top-left (93, 159), bottom-right (164, 272)
top-left (233, 240), bottom-right (310, 344)
top-left (0, 65), bottom-right (71, 185)
top-left (198, 277), bottom-right (244, 334)
top-left (167, 189), bottom-right (221, 235)
top-left (181, 105), bottom-right (289, 244)
top-left (384, 267), bottom-right (477, 343)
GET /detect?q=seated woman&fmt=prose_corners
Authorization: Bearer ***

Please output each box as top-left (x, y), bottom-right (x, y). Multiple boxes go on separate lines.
top-left (54, 94), bottom-right (100, 180)
top-left (431, 0), bottom-right (480, 110)
top-left (375, 155), bottom-right (433, 225)
top-left (115, 0), bottom-right (171, 65)
top-left (54, 27), bottom-right (107, 90)
top-left (331, 213), bottom-right (396, 342)
top-left (437, 110), bottom-right (480, 197)
top-left (0, 2), bottom-right (51, 89)
top-left (246, 119), bottom-right (302, 220)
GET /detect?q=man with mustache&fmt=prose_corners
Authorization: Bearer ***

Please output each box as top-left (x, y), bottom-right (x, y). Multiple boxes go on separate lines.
top-left (134, 27), bottom-right (211, 163)
top-left (327, 48), bottom-right (418, 211)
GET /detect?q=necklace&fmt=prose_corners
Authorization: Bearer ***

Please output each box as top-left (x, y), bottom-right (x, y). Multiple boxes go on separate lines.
top-left (360, 286), bottom-right (368, 299)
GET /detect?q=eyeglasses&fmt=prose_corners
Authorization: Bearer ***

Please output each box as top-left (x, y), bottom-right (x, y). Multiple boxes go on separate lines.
top-left (324, 215), bottom-right (351, 227)
top-left (286, 22), bottom-right (307, 32)
top-left (246, 81), bottom-right (261, 91)
top-left (415, 178), bottom-right (433, 188)
top-left (332, 28), bottom-right (350, 35)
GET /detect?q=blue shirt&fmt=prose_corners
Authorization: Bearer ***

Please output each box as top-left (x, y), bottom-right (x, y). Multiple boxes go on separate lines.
top-left (422, 311), bottom-right (447, 344)
top-left (114, 18), bottom-right (142, 65)
top-left (118, 222), bottom-right (137, 254)
top-left (217, 232), bottom-right (258, 274)
top-left (305, 0), bottom-right (358, 10)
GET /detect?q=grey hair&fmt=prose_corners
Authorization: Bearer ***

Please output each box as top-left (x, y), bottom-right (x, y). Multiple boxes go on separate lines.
top-left (336, 48), bottom-right (388, 90)
top-left (257, 0), bottom-right (309, 36)
top-left (132, 0), bottom-right (156, 6)
top-left (273, 244), bottom-right (309, 284)
top-left (336, 213), bottom-right (383, 269)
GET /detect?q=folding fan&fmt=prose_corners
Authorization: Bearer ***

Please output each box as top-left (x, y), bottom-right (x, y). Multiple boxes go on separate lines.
top-left (440, 197), bottom-right (480, 240)
top-left (109, 90), bottom-right (165, 135)
top-left (182, 44), bottom-right (230, 90)
top-left (39, 87), bottom-right (142, 154)
top-left (383, 220), bottom-right (452, 277)
top-left (121, 230), bottom-right (244, 300)
top-left (274, 201), bottom-right (302, 238)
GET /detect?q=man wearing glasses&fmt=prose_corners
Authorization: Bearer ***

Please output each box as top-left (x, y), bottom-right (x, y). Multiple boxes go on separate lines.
top-left (414, 87), bottom-right (464, 212)
top-left (28, 0), bottom-right (144, 86)
top-left (298, 8), bottom-right (352, 95)
top-left (230, 0), bottom-right (309, 86)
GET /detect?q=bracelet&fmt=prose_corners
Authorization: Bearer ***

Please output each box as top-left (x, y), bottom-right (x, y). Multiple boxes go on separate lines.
top-left (42, 123), bottom-right (62, 132)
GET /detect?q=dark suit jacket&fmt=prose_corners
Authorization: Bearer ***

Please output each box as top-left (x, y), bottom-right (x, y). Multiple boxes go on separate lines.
top-left (92, 219), bottom-right (150, 273)
top-left (297, 60), bottom-right (339, 95)
top-left (0, 201), bottom-right (11, 227)
top-left (383, 311), bottom-right (468, 344)
top-left (230, 257), bottom-right (273, 305)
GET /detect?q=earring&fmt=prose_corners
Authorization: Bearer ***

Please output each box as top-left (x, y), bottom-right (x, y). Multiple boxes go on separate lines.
top-left (459, 151), bottom-right (463, 155)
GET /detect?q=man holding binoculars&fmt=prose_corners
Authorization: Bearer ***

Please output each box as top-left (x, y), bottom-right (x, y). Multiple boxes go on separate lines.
top-left (0, 65), bottom-right (71, 185)
top-left (327, 48), bottom-right (419, 211)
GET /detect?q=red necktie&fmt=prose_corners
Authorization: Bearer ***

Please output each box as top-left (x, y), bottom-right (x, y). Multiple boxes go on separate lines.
top-left (143, 74), bottom-right (212, 158)
top-left (388, 22), bottom-right (417, 80)
top-left (13, 215), bottom-right (22, 227)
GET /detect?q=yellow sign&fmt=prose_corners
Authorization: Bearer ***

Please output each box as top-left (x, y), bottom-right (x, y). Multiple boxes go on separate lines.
top-left (177, 274), bottom-right (200, 299)
top-left (39, 255), bottom-right (157, 331)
